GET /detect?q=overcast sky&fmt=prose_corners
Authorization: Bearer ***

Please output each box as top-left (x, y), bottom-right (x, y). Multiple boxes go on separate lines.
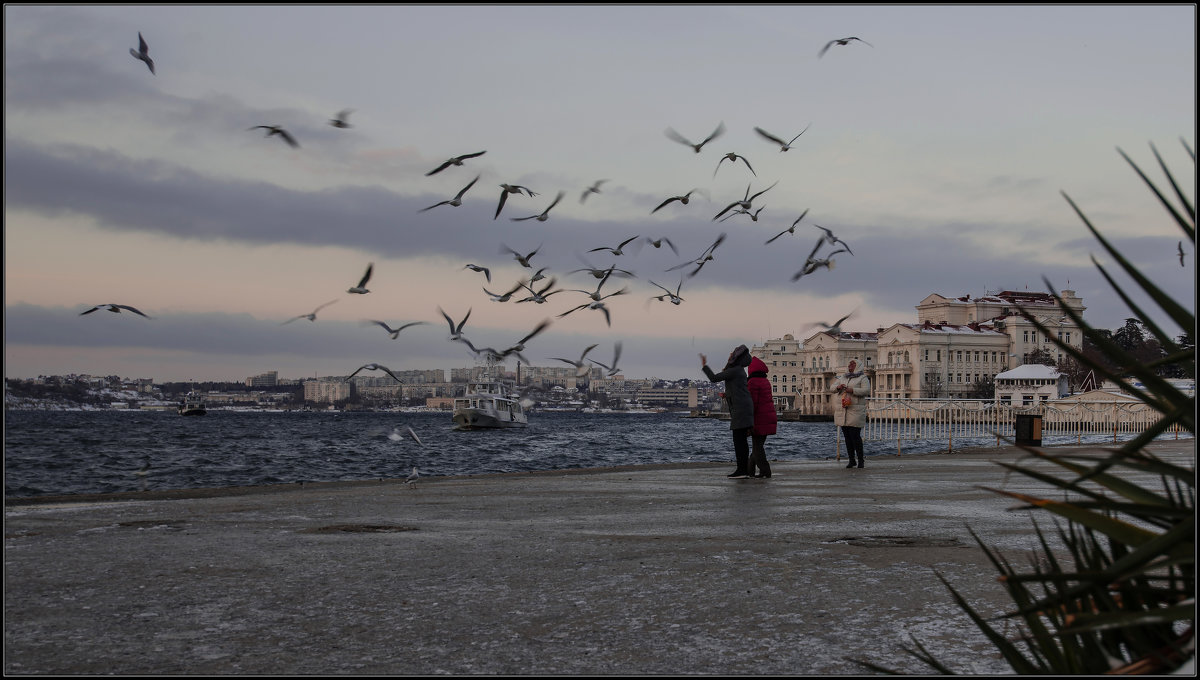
top-left (5, 4), bottom-right (1195, 383)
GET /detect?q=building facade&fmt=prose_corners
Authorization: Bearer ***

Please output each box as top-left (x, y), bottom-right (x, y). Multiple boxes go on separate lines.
top-left (994, 364), bottom-right (1070, 404)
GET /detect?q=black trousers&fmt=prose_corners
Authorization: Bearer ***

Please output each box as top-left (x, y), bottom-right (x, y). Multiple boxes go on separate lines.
top-left (842, 426), bottom-right (864, 463)
top-left (750, 434), bottom-right (772, 476)
top-left (732, 427), bottom-right (750, 472)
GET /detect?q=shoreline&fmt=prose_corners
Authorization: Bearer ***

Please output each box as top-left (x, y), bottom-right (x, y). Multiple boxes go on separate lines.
top-left (8, 439), bottom-right (1191, 508)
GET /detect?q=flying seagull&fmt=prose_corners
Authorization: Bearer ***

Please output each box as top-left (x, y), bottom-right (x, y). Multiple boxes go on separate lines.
top-left (516, 278), bottom-right (564, 305)
top-left (494, 183), bottom-right (538, 220)
top-left (714, 152), bottom-right (756, 178)
top-left (649, 278), bottom-right (685, 305)
top-left (500, 319), bottom-right (552, 363)
top-left (345, 363), bottom-right (405, 383)
top-left (511, 191), bottom-right (565, 222)
top-left (426, 150), bottom-right (486, 177)
top-left (282, 299), bottom-right (338, 325)
top-left (588, 235), bottom-right (641, 257)
top-left (366, 320), bottom-right (428, 339)
top-left (667, 233), bottom-right (727, 278)
top-left (754, 124), bottom-right (811, 152)
top-left (438, 307), bottom-right (471, 342)
top-left (80, 303), bottom-right (152, 319)
top-left (719, 205), bottom-right (765, 223)
top-left (651, 188), bottom-right (707, 214)
top-left (249, 125), bottom-right (299, 148)
top-left (502, 243), bottom-right (541, 268)
top-left (664, 121), bottom-right (725, 153)
top-left (792, 246), bottom-right (849, 282)
top-left (713, 181), bottom-right (777, 221)
top-left (558, 300), bottom-right (614, 327)
top-left (129, 32), bottom-right (155, 74)
top-left (329, 109), bottom-right (354, 128)
top-left (1179, 241), bottom-right (1186, 267)
top-left (819, 36), bottom-right (873, 58)
top-left (419, 174), bottom-right (480, 212)
top-left (580, 179), bottom-right (609, 203)
top-left (814, 224), bottom-right (854, 255)
top-left (463, 263), bottom-right (491, 283)
top-left (643, 236), bottom-right (679, 255)
top-left (348, 263), bottom-right (373, 294)
top-left (803, 309), bottom-right (858, 336)
top-left (483, 280), bottom-right (526, 303)
top-left (549, 343), bottom-right (599, 378)
top-left (766, 209), bottom-right (810, 244)
top-left (588, 342), bottom-right (624, 377)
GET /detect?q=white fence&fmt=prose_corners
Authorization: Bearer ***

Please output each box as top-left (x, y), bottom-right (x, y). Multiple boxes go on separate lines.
top-left (857, 397), bottom-right (1191, 455)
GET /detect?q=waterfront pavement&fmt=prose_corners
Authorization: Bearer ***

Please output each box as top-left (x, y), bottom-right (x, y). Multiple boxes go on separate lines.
top-left (4, 439), bottom-right (1195, 675)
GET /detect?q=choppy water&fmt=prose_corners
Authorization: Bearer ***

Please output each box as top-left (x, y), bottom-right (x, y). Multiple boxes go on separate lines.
top-left (4, 409), bottom-right (1178, 497)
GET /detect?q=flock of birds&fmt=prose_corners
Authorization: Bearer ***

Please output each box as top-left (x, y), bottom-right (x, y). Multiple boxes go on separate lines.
top-left (97, 30), bottom-right (874, 405)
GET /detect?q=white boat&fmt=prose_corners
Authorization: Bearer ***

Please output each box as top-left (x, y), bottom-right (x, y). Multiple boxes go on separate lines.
top-left (452, 378), bottom-right (528, 430)
top-left (178, 392), bottom-right (207, 416)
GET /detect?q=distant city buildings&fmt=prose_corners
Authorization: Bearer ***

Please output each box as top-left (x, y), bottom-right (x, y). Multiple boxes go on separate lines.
top-left (9, 288), bottom-right (1101, 414)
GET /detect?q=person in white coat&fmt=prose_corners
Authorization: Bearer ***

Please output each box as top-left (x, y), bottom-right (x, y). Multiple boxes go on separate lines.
top-left (833, 359), bottom-right (871, 468)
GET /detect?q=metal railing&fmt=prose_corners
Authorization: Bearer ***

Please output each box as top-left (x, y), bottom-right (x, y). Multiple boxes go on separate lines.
top-left (858, 397), bottom-right (1190, 455)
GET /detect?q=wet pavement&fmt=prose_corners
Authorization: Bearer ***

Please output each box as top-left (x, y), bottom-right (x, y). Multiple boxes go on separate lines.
top-left (5, 440), bottom-right (1194, 675)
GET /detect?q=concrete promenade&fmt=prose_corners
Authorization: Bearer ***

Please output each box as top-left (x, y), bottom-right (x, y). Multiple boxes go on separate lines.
top-left (5, 440), bottom-right (1194, 675)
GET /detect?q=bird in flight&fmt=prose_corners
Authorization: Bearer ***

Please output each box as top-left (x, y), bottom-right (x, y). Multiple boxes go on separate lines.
top-left (714, 152), bottom-right (755, 178)
top-left (419, 175), bottom-right (480, 212)
top-left (803, 309), bottom-right (857, 336)
top-left (511, 191), bottom-right (565, 222)
top-left (819, 36), bottom-right (873, 58)
top-left (754, 124), bottom-right (811, 152)
top-left (765, 209), bottom-right (810, 244)
top-left (425, 151), bottom-right (486, 177)
top-left (483, 281), bottom-right (527, 303)
top-left (568, 270), bottom-right (628, 303)
top-left (588, 342), bottom-right (623, 377)
top-left (580, 179), bottom-right (609, 203)
top-left (668, 233), bottom-right (727, 278)
top-left (588, 235), bottom-right (641, 257)
top-left (129, 32), bottom-right (155, 74)
top-left (719, 206), bottom-right (765, 223)
top-left (494, 183), bottom-right (538, 220)
top-left (329, 109), bottom-right (354, 128)
top-left (463, 263), bottom-right (491, 283)
top-left (516, 278), bottom-right (564, 305)
top-left (649, 279), bottom-right (685, 305)
top-left (80, 303), bottom-right (152, 319)
top-left (250, 125), bottom-right (299, 148)
top-left (501, 319), bottom-right (552, 363)
top-left (559, 300), bottom-right (615, 327)
top-left (345, 363), bottom-right (405, 383)
top-left (643, 236), bottom-right (679, 255)
top-left (713, 181), bottom-right (777, 221)
top-left (502, 243), bottom-right (541, 268)
top-left (549, 343), bottom-right (599, 378)
top-left (366, 320), bottom-right (428, 339)
top-left (651, 188), bottom-right (707, 214)
top-left (664, 121), bottom-right (725, 153)
top-left (438, 307), bottom-right (471, 342)
top-left (792, 244), bottom-right (849, 281)
top-left (814, 224), bottom-right (854, 255)
top-left (1179, 241), bottom-right (1186, 267)
top-left (347, 263), bottom-right (373, 294)
top-left (282, 299), bottom-right (338, 325)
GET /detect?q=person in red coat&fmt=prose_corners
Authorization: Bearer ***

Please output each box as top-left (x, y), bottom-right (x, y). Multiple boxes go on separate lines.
top-left (746, 356), bottom-right (777, 478)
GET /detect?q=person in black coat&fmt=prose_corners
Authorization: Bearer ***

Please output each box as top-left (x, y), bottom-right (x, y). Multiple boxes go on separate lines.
top-left (700, 344), bottom-right (754, 478)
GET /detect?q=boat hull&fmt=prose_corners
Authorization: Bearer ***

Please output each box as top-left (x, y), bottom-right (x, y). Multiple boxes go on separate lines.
top-left (452, 409), bottom-right (527, 430)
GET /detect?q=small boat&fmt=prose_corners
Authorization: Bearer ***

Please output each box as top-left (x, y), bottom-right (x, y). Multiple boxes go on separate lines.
top-left (452, 377), bottom-right (528, 430)
top-left (178, 392), bottom-right (207, 416)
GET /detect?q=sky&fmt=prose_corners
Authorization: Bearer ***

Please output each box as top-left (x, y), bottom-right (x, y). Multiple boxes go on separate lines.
top-left (4, 4), bottom-right (1196, 384)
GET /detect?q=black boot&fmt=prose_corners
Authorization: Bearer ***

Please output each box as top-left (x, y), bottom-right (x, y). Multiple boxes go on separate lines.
top-left (846, 459), bottom-right (856, 468)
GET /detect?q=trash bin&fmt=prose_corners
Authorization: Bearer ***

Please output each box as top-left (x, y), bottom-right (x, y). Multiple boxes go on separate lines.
top-left (1014, 413), bottom-right (1043, 447)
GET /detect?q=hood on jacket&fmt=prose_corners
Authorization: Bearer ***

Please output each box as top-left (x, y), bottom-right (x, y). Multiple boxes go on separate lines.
top-left (748, 357), bottom-right (769, 376)
top-left (725, 344), bottom-right (752, 370)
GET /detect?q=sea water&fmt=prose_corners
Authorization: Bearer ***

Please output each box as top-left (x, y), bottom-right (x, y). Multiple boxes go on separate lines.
top-left (2, 409), bottom-right (1168, 497)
